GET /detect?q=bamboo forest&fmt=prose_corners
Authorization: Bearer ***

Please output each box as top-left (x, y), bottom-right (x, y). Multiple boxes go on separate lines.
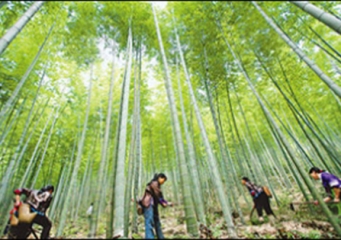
top-left (1, 1), bottom-right (341, 239)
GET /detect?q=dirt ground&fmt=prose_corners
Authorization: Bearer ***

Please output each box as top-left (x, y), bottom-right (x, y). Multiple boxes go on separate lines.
top-left (2, 194), bottom-right (340, 239)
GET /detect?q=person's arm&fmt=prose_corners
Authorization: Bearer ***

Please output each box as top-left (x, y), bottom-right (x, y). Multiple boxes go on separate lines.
top-left (159, 198), bottom-right (169, 207)
top-left (314, 175), bottom-right (332, 205)
top-left (13, 188), bottom-right (31, 197)
top-left (158, 191), bottom-right (168, 206)
top-left (322, 176), bottom-right (333, 202)
top-left (158, 190), bottom-right (173, 207)
top-left (323, 186), bottom-right (332, 202)
top-left (45, 196), bottom-right (53, 210)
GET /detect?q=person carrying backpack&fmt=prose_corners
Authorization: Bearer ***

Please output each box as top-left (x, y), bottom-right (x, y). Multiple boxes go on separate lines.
top-left (309, 167), bottom-right (341, 204)
top-left (241, 177), bottom-right (276, 223)
top-left (13, 185), bottom-right (54, 239)
top-left (139, 173), bottom-right (172, 239)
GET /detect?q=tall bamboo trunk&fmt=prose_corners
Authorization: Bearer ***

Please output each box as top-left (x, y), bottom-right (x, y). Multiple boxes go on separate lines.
top-left (49, 160), bottom-right (67, 219)
top-left (8, 70), bottom-right (46, 184)
top-left (56, 65), bottom-right (93, 236)
top-left (220, 22), bottom-right (341, 235)
top-left (0, 21), bottom-right (54, 121)
top-left (74, 150), bottom-right (91, 220)
top-left (0, 1), bottom-right (44, 55)
top-left (176, 56), bottom-right (206, 225)
top-left (0, 97), bottom-right (28, 202)
top-left (51, 136), bottom-right (78, 222)
top-left (215, 91), bottom-right (246, 223)
top-left (174, 26), bottom-right (236, 237)
top-left (111, 25), bottom-right (133, 238)
top-left (0, 97), bottom-right (26, 149)
top-left (124, 45), bottom-right (139, 237)
top-left (93, 44), bottom-right (116, 237)
top-left (132, 42), bottom-right (142, 234)
top-left (152, 5), bottom-right (198, 236)
top-left (251, 2), bottom-right (341, 98)
top-left (30, 103), bottom-right (62, 189)
top-left (254, 51), bottom-right (341, 172)
top-left (14, 99), bottom-right (50, 185)
top-left (291, 1), bottom-right (341, 34)
top-left (202, 47), bottom-right (231, 188)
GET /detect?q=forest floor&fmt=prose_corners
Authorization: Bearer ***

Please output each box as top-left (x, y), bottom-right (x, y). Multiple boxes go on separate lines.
top-left (48, 191), bottom-right (341, 239)
top-left (2, 191), bottom-right (341, 239)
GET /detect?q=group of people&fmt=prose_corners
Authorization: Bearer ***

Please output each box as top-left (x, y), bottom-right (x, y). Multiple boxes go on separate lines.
top-left (241, 167), bottom-right (341, 224)
top-left (138, 167), bottom-right (341, 239)
top-left (3, 166), bottom-right (341, 239)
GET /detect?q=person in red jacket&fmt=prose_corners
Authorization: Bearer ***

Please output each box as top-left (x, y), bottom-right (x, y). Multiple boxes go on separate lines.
top-left (3, 194), bottom-right (22, 235)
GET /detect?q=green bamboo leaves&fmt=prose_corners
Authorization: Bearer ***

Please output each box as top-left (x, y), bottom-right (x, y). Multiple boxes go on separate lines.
top-left (291, 1), bottom-right (341, 35)
top-left (0, 1), bottom-right (44, 55)
top-left (252, 2), bottom-right (341, 98)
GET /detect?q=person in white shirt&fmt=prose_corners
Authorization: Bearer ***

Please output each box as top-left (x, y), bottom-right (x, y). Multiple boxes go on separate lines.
top-left (86, 202), bottom-right (93, 235)
top-left (86, 203), bottom-right (93, 216)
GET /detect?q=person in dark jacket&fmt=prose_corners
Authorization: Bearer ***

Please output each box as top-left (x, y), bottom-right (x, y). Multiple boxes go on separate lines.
top-left (309, 167), bottom-right (341, 204)
top-left (13, 185), bottom-right (54, 239)
top-left (140, 173), bottom-right (172, 239)
top-left (241, 177), bottom-right (276, 223)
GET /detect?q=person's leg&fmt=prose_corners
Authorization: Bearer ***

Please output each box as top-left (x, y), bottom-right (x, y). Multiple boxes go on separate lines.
top-left (259, 192), bottom-right (277, 224)
top-left (3, 219), bottom-right (10, 235)
top-left (143, 205), bottom-right (155, 239)
top-left (15, 222), bottom-right (31, 239)
top-left (88, 216), bottom-right (91, 237)
top-left (154, 214), bottom-right (164, 239)
top-left (262, 193), bottom-right (275, 217)
top-left (254, 198), bottom-right (264, 222)
top-left (333, 187), bottom-right (340, 202)
top-left (32, 214), bottom-right (52, 239)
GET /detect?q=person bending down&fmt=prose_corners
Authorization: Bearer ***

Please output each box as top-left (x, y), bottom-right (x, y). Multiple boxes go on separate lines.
top-left (241, 177), bottom-right (276, 223)
top-left (309, 167), bottom-right (341, 204)
top-left (14, 185), bottom-right (54, 239)
top-left (140, 173), bottom-right (173, 239)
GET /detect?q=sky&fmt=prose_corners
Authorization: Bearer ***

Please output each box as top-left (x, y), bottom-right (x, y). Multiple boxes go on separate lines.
top-left (96, 1), bottom-right (169, 93)
top-left (77, 1), bottom-right (170, 112)
top-left (152, 1), bottom-right (168, 9)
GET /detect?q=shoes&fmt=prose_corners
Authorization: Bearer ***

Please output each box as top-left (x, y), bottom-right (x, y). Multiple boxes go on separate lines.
top-left (258, 217), bottom-right (264, 222)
